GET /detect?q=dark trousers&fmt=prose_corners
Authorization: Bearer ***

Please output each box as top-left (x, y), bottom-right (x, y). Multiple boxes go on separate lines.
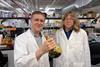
top-left (0, 51), bottom-right (8, 67)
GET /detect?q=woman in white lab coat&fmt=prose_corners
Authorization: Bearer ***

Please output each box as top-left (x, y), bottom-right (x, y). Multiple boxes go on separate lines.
top-left (14, 11), bottom-right (56, 67)
top-left (53, 11), bottom-right (91, 67)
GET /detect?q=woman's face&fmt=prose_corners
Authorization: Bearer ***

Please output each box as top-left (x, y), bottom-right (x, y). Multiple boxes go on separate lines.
top-left (63, 15), bottom-right (74, 29)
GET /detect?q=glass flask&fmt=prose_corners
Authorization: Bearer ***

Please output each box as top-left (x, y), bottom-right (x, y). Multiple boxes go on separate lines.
top-left (45, 35), bottom-right (62, 58)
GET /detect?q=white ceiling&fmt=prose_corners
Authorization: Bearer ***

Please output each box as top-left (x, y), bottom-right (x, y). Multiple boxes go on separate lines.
top-left (0, 0), bottom-right (100, 13)
top-left (8, 0), bottom-right (76, 12)
top-left (83, 5), bottom-right (100, 13)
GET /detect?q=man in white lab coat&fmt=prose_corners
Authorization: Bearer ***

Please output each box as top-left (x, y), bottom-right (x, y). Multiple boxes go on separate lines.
top-left (14, 11), bottom-right (56, 67)
top-left (53, 11), bottom-right (91, 67)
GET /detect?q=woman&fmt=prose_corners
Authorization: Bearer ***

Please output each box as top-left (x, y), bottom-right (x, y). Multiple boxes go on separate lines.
top-left (53, 11), bottom-right (91, 67)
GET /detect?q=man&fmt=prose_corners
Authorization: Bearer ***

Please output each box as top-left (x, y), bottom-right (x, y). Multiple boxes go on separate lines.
top-left (14, 11), bottom-right (56, 67)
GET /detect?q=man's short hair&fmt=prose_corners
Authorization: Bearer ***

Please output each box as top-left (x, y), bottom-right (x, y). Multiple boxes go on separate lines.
top-left (31, 11), bottom-right (46, 18)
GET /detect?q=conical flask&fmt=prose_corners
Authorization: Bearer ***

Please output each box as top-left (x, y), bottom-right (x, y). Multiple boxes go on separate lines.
top-left (45, 35), bottom-right (62, 58)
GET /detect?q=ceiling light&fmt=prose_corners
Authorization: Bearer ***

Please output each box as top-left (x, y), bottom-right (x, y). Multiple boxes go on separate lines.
top-left (75, 0), bottom-right (92, 8)
top-left (62, 0), bottom-right (92, 14)
top-left (0, 2), bottom-right (7, 7)
top-left (0, 0), bottom-right (13, 8)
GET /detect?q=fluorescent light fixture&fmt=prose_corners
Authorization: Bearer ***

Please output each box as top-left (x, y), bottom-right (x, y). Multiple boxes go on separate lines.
top-left (39, 8), bottom-right (44, 10)
top-left (0, 2), bottom-right (7, 7)
top-left (45, 7), bottom-right (55, 12)
top-left (74, 0), bottom-right (92, 8)
top-left (16, 8), bottom-right (23, 12)
top-left (45, 7), bottom-right (49, 13)
top-left (0, 9), bottom-right (12, 12)
top-left (62, 0), bottom-right (92, 14)
top-left (0, 0), bottom-right (13, 8)
top-left (62, 4), bottom-right (76, 13)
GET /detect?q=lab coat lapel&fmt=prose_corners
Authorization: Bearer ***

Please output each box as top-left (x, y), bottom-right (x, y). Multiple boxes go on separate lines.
top-left (60, 28), bottom-right (74, 41)
top-left (68, 31), bottom-right (74, 41)
top-left (41, 32), bottom-right (46, 46)
top-left (27, 29), bottom-right (39, 48)
top-left (28, 29), bottom-right (46, 48)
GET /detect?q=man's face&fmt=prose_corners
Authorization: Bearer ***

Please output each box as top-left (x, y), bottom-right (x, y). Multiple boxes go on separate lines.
top-left (31, 14), bottom-right (45, 32)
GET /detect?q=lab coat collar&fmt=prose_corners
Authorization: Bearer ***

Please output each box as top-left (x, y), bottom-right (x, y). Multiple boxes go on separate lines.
top-left (60, 28), bottom-right (75, 41)
top-left (30, 28), bottom-right (42, 37)
top-left (27, 29), bottom-right (46, 47)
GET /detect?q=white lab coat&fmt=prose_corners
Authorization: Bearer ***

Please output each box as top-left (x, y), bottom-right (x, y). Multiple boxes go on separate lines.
top-left (14, 29), bottom-right (50, 67)
top-left (53, 28), bottom-right (91, 67)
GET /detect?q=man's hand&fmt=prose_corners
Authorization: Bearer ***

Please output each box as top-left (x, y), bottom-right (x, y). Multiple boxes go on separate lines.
top-left (36, 37), bottom-right (56, 60)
